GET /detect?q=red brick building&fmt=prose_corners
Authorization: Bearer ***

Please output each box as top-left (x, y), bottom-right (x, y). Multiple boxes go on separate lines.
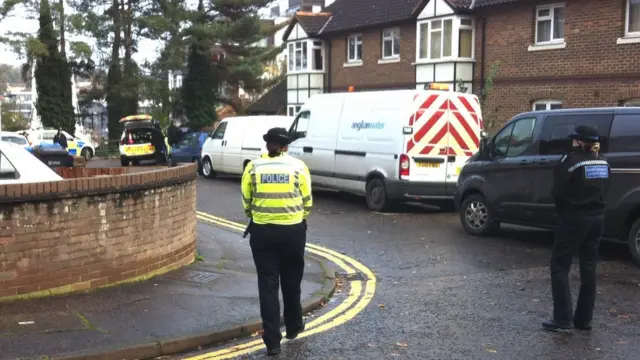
top-left (282, 0), bottom-right (640, 128)
top-left (474, 0), bottom-right (640, 128)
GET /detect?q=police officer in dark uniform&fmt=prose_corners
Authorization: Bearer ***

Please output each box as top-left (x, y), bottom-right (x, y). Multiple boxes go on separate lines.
top-left (543, 125), bottom-right (610, 332)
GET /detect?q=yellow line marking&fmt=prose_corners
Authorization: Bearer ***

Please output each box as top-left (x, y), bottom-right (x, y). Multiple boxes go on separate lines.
top-left (188, 212), bottom-right (377, 360)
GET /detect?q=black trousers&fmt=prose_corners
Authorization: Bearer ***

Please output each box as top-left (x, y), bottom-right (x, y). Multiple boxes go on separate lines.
top-left (550, 213), bottom-right (604, 325)
top-left (250, 222), bottom-right (306, 349)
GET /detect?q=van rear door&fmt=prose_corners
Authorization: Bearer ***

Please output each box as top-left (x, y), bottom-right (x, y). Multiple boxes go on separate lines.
top-left (445, 93), bottom-right (483, 194)
top-left (404, 91), bottom-right (452, 195)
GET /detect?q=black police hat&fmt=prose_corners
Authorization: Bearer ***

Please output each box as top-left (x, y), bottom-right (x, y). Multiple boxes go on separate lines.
top-left (263, 127), bottom-right (290, 145)
top-left (569, 125), bottom-right (599, 143)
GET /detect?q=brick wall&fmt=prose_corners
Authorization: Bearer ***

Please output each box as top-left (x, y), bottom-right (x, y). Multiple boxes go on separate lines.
top-left (55, 167), bottom-right (129, 179)
top-left (327, 22), bottom-right (417, 92)
top-left (0, 164), bottom-right (197, 301)
top-left (475, 0), bottom-right (640, 129)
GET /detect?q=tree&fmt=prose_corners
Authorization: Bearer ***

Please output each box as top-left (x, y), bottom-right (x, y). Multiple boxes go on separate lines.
top-left (34, 0), bottom-right (75, 134)
top-left (181, 0), bottom-right (218, 130)
top-left (1, 100), bottom-right (31, 131)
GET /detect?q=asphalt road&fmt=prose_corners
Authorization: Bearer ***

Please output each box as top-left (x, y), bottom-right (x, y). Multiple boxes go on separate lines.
top-left (191, 175), bottom-right (640, 360)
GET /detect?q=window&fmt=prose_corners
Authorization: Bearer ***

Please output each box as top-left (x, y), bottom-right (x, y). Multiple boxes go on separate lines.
top-left (288, 41), bottom-right (307, 72)
top-left (290, 111), bottom-right (310, 140)
top-left (623, 98), bottom-right (640, 106)
top-left (539, 123), bottom-right (574, 155)
top-left (382, 28), bottom-right (400, 59)
top-left (627, 0), bottom-right (640, 35)
top-left (312, 41), bottom-right (323, 71)
top-left (492, 118), bottom-right (536, 157)
top-left (287, 105), bottom-right (301, 117)
top-left (459, 19), bottom-right (474, 58)
top-left (212, 121), bottom-right (227, 139)
top-left (347, 35), bottom-right (362, 62)
top-left (0, 153), bottom-right (18, 180)
top-left (1, 136), bottom-right (27, 145)
top-left (535, 4), bottom-right (564, 44)
top-left (540, 114), bottom-right (612, 154)
top-left (533, 100), bottom-right (562, 111)
top-left (610, 114), bottom-right (640, 152)
top-left (418, 17), bottom-right (473, 60)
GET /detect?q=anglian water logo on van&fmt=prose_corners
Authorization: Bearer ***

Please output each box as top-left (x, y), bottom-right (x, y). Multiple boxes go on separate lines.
top-left (351, 121), bottom-right (385, 131)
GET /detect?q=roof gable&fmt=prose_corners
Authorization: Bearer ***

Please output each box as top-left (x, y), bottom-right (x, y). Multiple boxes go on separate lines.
top-left (282, 11), bottom-right (331, 41)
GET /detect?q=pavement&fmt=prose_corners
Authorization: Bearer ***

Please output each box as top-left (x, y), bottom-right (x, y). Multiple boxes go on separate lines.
top-left (187, 175), bottom-right (640, 360)
top-left (0, 224), bottom-right (335, 360)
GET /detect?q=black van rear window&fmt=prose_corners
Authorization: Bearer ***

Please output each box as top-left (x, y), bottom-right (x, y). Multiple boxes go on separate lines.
top-left (609, 114), bottom-right (640, 153)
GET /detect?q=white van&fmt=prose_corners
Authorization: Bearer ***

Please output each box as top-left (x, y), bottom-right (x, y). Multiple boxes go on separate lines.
top-left (200, 115), bottom-right (294, 178)
top-left (286, 86), bottom-right (484, 211)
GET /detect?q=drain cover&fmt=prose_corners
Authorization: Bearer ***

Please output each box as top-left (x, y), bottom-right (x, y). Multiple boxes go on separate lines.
top-left (166, 270), bottom-right (222, 284)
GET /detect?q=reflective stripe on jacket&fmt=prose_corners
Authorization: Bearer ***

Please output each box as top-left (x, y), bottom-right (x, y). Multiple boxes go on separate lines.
top-left (241, 153), bottom-right (313, 225)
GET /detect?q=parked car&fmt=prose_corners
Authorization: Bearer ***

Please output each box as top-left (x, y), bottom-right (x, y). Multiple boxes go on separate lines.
top-left (169, 131), bottom-right (208, 171)
top-left (27, 128), bottom-right (97, 160)
top-left (119, 114), bottom-right (170, 166)
top-left (454, 107), bottom-right (640, 265)
top-left (286, 85), bottom-right (484, 212)
top-left (1, 132), bottom-right (29, 147)
top-left (0, 142), bottom-right (63, 184)
top-left (200, 115), bottom-right (295, 178)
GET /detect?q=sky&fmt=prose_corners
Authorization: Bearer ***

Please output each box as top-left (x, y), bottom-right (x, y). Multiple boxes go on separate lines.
top-left (0, 2), bottom-right (166, 69)
top-left (0, 1), bottom-right (281, 71)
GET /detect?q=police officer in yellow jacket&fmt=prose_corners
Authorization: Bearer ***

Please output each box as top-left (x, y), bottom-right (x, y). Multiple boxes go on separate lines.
top-left (241, 127), bottom-right (312, 356)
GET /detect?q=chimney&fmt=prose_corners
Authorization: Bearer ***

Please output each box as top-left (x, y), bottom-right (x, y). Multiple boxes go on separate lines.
top-left (301, 0), bottom-right (323, 12)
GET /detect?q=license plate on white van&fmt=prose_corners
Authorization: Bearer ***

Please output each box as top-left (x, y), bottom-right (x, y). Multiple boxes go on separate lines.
top-left (416, 162), bottom-right (440, 168)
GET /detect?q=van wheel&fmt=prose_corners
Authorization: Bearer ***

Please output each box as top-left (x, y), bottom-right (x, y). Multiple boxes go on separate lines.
top-left (365, 178), bottom-right (390, 212)
top-left (627, 218), bottom-right (640, 266)
top-left (202, 157), bottom-right (215, 179)
top-left (460, 194), bottom-right (500, 236)
top-left (120, 156), bottom-right (129, 167)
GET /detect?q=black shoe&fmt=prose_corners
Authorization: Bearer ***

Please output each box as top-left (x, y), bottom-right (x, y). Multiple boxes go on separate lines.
top-left (574, 322), bottom-right (592, 330)
top-left (267, 347), bottom-right (281, 356)
top-left (286, 324), bottom-right (305, 340)
top-left (542, 320), bottom-right (572, 332)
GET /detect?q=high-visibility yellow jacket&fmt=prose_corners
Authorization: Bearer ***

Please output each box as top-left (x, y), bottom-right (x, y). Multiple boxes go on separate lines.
top-left (241, 153), bottom-right (313, 225)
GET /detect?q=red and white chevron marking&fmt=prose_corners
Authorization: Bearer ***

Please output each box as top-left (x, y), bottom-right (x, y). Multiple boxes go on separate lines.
top-left (406, 93), bottom-right (483, 157)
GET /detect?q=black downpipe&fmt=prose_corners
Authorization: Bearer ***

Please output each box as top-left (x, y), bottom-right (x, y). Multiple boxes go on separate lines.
top-left (479, 16), bottom-right (487, 94)
top-left (326, 41), bottom-right (332, 93)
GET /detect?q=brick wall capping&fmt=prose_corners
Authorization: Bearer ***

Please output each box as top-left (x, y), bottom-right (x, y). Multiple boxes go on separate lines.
top-left (0, 164), bottom-right (197, 205)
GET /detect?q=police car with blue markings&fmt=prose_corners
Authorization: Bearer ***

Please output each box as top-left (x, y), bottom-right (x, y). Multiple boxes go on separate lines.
top-left (27, 128), bottom-right (97, 160)
top-left (454, 107), bottom-right (640, 265)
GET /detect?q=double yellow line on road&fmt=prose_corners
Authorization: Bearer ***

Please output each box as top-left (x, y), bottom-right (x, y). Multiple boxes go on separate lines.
top-left (191, 211), bottom-right (377, 360)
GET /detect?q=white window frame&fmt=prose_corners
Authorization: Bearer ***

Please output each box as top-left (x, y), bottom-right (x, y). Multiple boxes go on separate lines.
top-left (311, 40), bottom-right (324, 71)
top-left (416, 16), bottom-right (474, 61)
top-left (381, 28), bottom-right (400, 59)
top-left (347, 34), bottom-right (363, 63)
top-left (532, 99), bottom-right (563, 111)
top-left (623, 98), bottom-right (640, 106)
top-left (287, 40), bottom-right (308, 73)
top-left (287, 105), bottom-right (302, 117)
top-left (626, 0), bottom-right (640, 37)
top-left (535, 4), bottom-right (565, 45)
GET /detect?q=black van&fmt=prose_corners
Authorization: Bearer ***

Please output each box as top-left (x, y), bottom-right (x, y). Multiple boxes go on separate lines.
top-left (454, 107), bottom-right (640, 265)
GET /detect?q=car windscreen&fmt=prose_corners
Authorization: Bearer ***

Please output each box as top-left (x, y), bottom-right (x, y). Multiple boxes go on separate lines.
top-left (1, 136), bottom-right (27, 145)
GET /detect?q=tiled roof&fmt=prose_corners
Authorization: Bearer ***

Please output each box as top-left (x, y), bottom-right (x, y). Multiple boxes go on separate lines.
top-left (320, 0), bottom-right (423, 34)
top-left (471, 0), bottom-right (521, 7)
top-left (297, 12), bottom-right (331, 35)
top-left (246, 80), bottom-right (287, 115)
